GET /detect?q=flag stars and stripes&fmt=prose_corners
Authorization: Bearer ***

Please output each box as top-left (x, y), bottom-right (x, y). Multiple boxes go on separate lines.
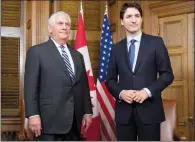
top-left (97, 12), bottom-right (116, 141)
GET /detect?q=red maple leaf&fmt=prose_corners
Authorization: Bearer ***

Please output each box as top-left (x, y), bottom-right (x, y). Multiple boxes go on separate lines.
top-left (86, 70), bottom-right (96, 91)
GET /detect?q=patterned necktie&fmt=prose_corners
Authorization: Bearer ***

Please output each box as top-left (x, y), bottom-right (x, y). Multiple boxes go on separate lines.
top-left (60, 45), bottom-right (75, 81)
top-left (129, 39), bottom-right (137, 69)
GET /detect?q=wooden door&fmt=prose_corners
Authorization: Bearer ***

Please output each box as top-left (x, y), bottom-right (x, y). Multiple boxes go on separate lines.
top-left (159, 13), bottom-right (194, 140)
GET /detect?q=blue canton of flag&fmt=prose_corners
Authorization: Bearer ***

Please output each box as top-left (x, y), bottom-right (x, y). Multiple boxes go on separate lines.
top-left (98, 14), bottom-right (113, 82)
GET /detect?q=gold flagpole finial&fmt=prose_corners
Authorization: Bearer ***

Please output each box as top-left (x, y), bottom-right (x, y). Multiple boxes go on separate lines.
top-left (80, 0), bottom-right (83, 12)
top-left (105, 1), bottom-right (108, 14)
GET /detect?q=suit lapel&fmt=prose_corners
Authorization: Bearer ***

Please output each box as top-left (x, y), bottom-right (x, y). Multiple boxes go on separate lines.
top-left (46, 39), bottom-right (72, 82)
top-left (122, 38), bottom-right (133, 73)
top-left (134, 33), bottom-right (149, 73)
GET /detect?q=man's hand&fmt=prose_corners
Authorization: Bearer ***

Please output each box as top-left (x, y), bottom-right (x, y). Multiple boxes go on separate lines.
top-left (82, 115), bottom-right (92, 131)
top-left (120, 90), bottom-right (137, 104)
top-left (134, 89), bottom-right (149, 103)
top-left (28, 115), bottom-right (42, 137)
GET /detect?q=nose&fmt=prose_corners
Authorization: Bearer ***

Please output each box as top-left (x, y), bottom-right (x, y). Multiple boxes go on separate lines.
top-left (131, 16), bottom-right (136, 22)
top-left (62, 23), bottom-right (67, 29)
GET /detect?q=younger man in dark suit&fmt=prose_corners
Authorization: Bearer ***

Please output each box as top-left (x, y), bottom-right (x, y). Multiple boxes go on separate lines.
top-left (106, 2), bottom-right (174, 141)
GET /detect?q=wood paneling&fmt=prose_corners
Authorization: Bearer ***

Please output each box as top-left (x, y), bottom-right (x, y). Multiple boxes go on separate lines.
top-left (1, 37), bottom-right (20, 110)
top-left (160, 14), bottom-right (189, 139)
top-left (1, 0), bottom-right (21, 27)
top-left (187, 13), bottom-right (195, 140)
top-left (83, 1), bottom-right (100, 31)
top-left (59, 1), bottom-right (78, 30)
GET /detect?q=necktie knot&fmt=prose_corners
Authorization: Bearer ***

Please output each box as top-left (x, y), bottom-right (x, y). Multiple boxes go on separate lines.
top-left (60, 45), bottom-right (65, 52)
top-left (130, 39), bottom-right (136, 45)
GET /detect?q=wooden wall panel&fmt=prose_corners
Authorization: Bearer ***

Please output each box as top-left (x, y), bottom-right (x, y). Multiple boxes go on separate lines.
top-left (83, 1), bottom-right (100, 31)
top-left (59, 1), bottom-right (78, 30)
top-left (1, 37), bottom-right (20, 110)
top-left (1, 0), bottom-right (21, 27)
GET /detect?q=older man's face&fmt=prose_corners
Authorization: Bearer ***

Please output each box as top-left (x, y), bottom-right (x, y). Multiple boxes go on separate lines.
top-left (48, 14), bottom-right (71, 43)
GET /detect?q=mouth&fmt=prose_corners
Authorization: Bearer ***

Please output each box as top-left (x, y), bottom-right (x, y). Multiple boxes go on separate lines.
top-left (60, 32), bottom-right (68, 34)
top-left (130, 25), bottom-right (137, 28)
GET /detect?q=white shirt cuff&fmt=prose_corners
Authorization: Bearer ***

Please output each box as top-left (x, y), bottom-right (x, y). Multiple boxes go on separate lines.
top-left (29, 115), bottom-right (39, 118)
top-left (143, 88), bottom-right (152, 97)
top-left (119, 90), bottom-right (125, 101)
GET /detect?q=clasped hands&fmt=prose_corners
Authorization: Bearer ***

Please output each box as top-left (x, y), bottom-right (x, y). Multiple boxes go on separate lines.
top-left (120, 89), bottom-right (149, 104)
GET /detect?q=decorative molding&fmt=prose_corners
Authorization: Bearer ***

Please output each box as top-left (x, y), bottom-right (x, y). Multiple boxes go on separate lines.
top-left (108, 0), bottom-right (116, 6)
top-left (27, 19), bottom-right (31, 30)
top-left (149, 1), bottom-right (194, 17)
top-left (148, 1), bottom-right (181, 9)
top-left (110, 23), bottom-right (116, 33)
top-left (1, 117), bottom-right (21, 132)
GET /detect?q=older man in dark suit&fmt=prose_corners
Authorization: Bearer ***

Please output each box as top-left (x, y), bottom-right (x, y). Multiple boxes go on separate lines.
top-left (24, 11), bottom-right (92, 141)
top-left (106, 2), bottom-right (174, 141)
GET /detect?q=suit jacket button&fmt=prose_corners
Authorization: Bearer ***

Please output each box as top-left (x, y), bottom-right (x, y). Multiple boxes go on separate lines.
top-left (133, 75), bottom-right (136, 77)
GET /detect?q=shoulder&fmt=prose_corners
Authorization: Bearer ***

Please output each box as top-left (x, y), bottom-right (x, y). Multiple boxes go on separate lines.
top-left (27, 40), bottom-right (49, 53)
top-left (115, 38), bottom-right (126, 47)
top-left (112, 38), bottom-right (126, 51)
top-left (143, 33), bottom-right (163, 42)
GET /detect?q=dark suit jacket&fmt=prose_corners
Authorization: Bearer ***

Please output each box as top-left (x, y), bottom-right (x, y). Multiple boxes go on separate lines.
top-left (106, 33), bottom-right (174, 124)
top-left (24, 39), bottom-right (92, 134)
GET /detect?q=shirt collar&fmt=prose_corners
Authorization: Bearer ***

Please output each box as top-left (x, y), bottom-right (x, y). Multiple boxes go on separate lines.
top-left (50, 38), bottom-right (68, 48)
top-left (127, 32), bottom-right (142, 45)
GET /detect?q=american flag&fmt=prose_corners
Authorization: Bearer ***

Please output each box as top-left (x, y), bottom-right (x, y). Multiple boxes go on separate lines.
top-left (96, 13), bottom-right (117, 141)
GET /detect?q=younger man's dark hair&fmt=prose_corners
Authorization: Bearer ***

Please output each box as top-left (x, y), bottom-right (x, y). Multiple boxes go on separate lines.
top-left (120, 2), bottom-right (143, 19)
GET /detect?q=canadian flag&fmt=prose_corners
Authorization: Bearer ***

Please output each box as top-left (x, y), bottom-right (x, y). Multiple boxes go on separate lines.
top-left (74, 9), bottom-right (101, 141)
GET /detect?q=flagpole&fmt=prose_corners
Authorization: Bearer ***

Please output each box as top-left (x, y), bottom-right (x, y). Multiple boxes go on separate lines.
top-left (79, 0), bottom-right (84, 24)
top-left (80, 0), bottom-right (83, 15)
top-left (105, 1), bottom-right (108, 16)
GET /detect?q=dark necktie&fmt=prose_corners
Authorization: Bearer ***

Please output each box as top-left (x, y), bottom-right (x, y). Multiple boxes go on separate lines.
top-left (60, 45), bottom-right (75, 81)
top-left (129, 39), bottom-right (137, 69)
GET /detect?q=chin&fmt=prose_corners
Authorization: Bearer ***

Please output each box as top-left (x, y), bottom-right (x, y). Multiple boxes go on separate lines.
top-left (61, 36), bottom-right (69, 40)
top-left (130, 30), bottom-right (139, 34)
